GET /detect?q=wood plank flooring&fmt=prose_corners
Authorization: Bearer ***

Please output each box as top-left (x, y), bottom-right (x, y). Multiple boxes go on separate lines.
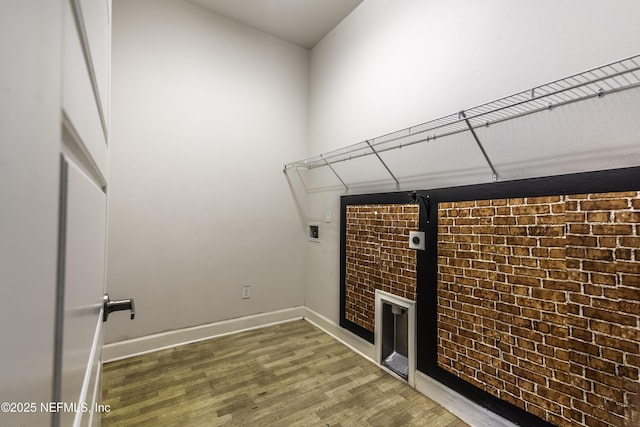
top-left (102, 320), bottom-right (468, 426)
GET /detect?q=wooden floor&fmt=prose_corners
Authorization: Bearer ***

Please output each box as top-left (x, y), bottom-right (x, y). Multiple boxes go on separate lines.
top-left (102, 320), bottom-right (468, 426)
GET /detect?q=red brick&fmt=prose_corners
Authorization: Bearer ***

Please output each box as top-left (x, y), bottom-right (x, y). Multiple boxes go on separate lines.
top-left (584, 248), bottom-right (614, 261)
top-left (537, 215), bottom-right (566, 225)
top-left (569, 223), bottom-right (591, 234)
top-left (436, 193), bottom-right (640, 426)
top-left (594, 334), bottom-right (639, 353)
top-left (517, 297), bottom-right (557, 312)
top-left (592, 224), bottom-right (633, 235)
top-left (618, 262), bottom-right (640, 275)
top-left (512, 205), bottom-right (551, 215)
top-left (580, 199), bottom-right (629, 210)
top-left (531, 288), bottom-right (566, 302)
top-left (539, 237), bottom-right (565, 247)
top-left (571, 327), bottom-right (594, 342)
top-left (620, 236), bottom-right (640, 247)
top-left (566, 212), bottom-right (586, 222)
top-left (566, 235), bottom-right (598, 246)
top-left (604, 287), bottom-right (640, 301)
top-left (582, 261), bottom-right (617, 274)
top-left (597, 236), bottom-right (618, 248)
top-left (614, 211), bottom-right (640, 223)
top-left (621, 274), bottom-right (640, 287)
top-left (345, 204), bottom-right (418, 331)
top-left (587, 211), bottom-right (611, 222)
top-left (590, 273), bottom-right (617, 286)
top-left (591, 191), bottom-right (638, 198)
top-left (615, 248), bottom-right (633, 260)
top-left (528, 196), bottom-right (563, 204)
top-left (591, 297), bottom-right (621, 312)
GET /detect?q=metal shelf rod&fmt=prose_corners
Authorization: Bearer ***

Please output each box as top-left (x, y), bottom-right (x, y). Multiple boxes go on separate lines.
top-left (459, 111), bottom-right (498, 181)
top-left (321, 153), bottom-right (348, 192)
top-left (366, 140), bottom-right (400, 190)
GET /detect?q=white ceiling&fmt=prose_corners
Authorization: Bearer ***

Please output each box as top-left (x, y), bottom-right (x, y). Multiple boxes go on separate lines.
top-left (186, 0), bottom-right (364, 49)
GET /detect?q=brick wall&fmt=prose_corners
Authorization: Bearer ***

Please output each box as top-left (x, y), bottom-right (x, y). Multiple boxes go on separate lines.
top-left (437, 192), bottom-right (640, 427)
top-left (345, 204), bottom-right (419, 332)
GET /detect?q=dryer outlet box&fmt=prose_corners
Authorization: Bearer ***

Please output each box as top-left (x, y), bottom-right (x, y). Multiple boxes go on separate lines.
top-left (408, 231), bottom-right (425, 250)
top-left (308, 222), bottom-right (320, 242)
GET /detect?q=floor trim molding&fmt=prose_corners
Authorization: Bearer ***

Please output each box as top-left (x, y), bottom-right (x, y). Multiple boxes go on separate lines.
top-left (303, 307), bottom-right (374, 361)
top-left (414, 371), bottom-right (517, 427)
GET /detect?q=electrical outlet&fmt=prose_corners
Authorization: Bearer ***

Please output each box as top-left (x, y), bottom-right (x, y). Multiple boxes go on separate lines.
top-left (409, 231), bottom-right (426, 250)
top-left (242, 286), bottom-right (251, 299)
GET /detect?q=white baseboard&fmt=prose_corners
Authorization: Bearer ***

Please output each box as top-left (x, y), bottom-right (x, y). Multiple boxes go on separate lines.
top-left (414, 371), bottom-right (518, 427)
top-left (102, 306), bottom-right (305, 363)
top-left (302, 307), bottom-right (375, 361)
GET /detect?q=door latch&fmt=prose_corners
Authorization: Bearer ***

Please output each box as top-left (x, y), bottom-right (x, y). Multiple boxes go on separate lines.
top-left (103, 294), bottom-right (135, 322)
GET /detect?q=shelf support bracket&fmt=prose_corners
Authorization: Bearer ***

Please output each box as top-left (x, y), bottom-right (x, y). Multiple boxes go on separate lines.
top-left (366, 140), bottom-right (400, 190)
top-left (321, 154), bottom-right (349, 192)
top-left (459, 110), bottom-right (498, 182)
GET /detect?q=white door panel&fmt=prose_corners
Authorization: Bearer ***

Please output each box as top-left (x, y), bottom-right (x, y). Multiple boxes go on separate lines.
top-left (79, 0), bottom-right (112, 129)
top-left (60, 158), bottom-right (107, 427)
top-left (63, 0), bottom-right (108, 180)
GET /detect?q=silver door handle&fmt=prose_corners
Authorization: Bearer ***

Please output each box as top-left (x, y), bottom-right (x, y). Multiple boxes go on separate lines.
top-left (103, 294), bottom-right (135, 322)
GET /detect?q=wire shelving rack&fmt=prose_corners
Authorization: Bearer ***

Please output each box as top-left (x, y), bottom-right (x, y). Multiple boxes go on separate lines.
top-left (284, 54), bottom-right (640, 190)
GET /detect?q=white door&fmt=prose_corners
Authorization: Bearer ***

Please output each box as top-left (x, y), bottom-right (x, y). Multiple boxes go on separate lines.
top-left (1, 1), bottom-right (120, 426)
top-left (58, 0), bottom-right (113, 423)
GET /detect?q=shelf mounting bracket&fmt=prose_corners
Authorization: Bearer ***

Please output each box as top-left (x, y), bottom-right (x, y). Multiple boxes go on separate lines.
top-left (459, 110), bottom-right (498, 182)
top-left (366, 140), bottom-right (400, 190)
top-left (321, 154), bottom-right (349, 192)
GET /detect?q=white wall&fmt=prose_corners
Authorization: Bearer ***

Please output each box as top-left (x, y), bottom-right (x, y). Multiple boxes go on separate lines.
top-left (107, 0), bottom-right (640, 342)
top-left (0, 2), bottom-right (62, 424)
top-left (106, 0), bottom-right (308, 342)
top-left (304, 0), bottom-right (640, 322)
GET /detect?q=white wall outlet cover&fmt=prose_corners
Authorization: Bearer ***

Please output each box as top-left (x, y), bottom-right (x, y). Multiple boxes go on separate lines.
top-left (324, 210), bottom-right (332, 223)
top-left (409, 231), bottom-right (425, 250)
top-left (242, 286), bottom-right (251, 299)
